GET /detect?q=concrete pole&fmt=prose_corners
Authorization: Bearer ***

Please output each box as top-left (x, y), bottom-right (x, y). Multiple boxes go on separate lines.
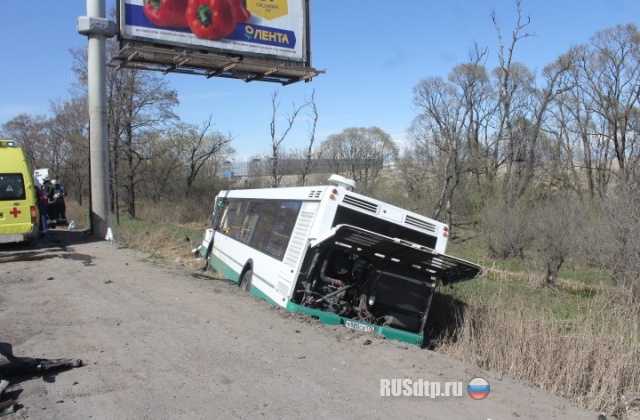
top-left (87, 0), bottom-right (111, 238)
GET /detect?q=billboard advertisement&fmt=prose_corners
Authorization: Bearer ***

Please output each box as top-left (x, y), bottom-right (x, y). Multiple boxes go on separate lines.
top-left (119, 0), bottom-right (308, 63)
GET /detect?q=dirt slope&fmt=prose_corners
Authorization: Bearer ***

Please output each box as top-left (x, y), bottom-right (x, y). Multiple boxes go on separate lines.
top-left (0, 231), bottom-right (603, 419)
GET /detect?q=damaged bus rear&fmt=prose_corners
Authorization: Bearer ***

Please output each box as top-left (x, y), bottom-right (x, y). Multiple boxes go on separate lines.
top-left (198, 175), bottom-right (481, 347)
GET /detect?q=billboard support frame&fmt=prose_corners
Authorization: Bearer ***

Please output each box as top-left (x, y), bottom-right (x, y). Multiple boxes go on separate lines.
top-left (110, 41), bottom-right (323, 85)
top-left (115, 0), bottom-right (323, 85)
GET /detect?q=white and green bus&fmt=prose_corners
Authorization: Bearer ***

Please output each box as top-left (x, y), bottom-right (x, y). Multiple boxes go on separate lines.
top-left (197, 175), bottom-right (481, 347)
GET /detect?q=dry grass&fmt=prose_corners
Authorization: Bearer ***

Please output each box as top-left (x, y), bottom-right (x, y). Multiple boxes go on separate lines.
top-left (59, 199), bottom-right (91, 230)
top-left (114, 226), bottom-right (201, 269)
top-left (111, 200), bottom-right (211, 272)
top-left (134, 196), bottom-right (213, 225)
top-left (438, 290), bottom-right (640, 418)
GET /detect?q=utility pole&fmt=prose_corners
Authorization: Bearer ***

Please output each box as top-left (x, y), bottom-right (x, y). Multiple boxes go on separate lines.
top-left (77, 1), bottom-right (116, 238)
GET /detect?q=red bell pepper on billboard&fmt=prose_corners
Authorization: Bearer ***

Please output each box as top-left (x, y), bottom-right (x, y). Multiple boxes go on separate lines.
top-left (143, 0), bottom-right (189, 28)
top-left (120, 0), bottom-right (307, 62)
top-left (186, 0), bottom-right (237, 40)
top-left (230, 0), bottom-right (251, 23)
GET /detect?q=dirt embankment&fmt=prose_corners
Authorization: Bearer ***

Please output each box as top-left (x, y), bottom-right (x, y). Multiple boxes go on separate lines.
top-left (0, 231), bottom-right (603, 419)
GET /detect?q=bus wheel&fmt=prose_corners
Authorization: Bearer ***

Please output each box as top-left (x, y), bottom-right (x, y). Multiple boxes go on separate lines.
top-left (240, 270), bottom-right (252, 292)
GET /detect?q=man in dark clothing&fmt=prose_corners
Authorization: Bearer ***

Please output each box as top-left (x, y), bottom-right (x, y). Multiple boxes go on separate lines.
top-left (35, 185), bottom-right (49, 236)
top-left (48, 179), bottom-right (68, 226)
top-left (39, 176), bottom-right (56, 227)
top-left (41, 176), bottom-right (53, 198)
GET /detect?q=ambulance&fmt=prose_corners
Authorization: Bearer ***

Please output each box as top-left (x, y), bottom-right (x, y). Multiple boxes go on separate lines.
top-left (0, 140), bottom-right (40, 244)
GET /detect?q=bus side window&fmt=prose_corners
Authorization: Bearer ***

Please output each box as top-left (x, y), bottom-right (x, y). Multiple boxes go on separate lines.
top-left (248, 201), bottom-right (278, 251)
top-left (240, 210), bottom-right (260, 243)
top-left (218, 203), bottom-right (232, 232)
top-left (265, 201), bottom-right (301, 259)
top-left (227, 201), bottom-right (246, 239)
top-left (219, 200), bottom-right (242, 236)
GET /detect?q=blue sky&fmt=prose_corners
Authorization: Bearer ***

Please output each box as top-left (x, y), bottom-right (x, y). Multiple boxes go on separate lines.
top-left (1, 1), bottom-right (638, 160)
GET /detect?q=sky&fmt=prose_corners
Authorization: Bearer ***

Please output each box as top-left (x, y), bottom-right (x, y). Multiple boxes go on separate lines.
top-left (1, 1), bottom-right (639, 161)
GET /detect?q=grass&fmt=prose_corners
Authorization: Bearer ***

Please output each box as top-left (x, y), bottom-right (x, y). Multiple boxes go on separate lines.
top-left (56, 199), bottom-right (91, 231)
top-left (442, 237), bottom-right (639, 418)
top-left (111, 199), bottom-right (639, 418)
top-left (111, 211), bottom-right (208, 272)
top-left (437, 290), bottom-right (639, 417)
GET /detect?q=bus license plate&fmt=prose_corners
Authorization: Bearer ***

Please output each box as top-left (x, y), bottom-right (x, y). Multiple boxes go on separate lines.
top-left (345, 320), bottom-right (374, 333)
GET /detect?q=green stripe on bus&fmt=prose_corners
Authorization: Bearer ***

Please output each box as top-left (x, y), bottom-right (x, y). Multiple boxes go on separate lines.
top-left (250, 287), bottom-right (280, 306)
top-left (209, 254), bottom-right (281, 306)
top-left (209, 254), bottom-right (239, 284)
top-left (286, 302), bottom-right (424, 346)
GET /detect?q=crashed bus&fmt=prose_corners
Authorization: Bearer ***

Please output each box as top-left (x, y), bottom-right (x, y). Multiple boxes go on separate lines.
top-left (196, 175), bottom-right (482, 347)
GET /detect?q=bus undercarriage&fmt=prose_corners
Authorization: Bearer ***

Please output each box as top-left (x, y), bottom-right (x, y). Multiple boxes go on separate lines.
top-left (290, 225), bottom-right (482, 343)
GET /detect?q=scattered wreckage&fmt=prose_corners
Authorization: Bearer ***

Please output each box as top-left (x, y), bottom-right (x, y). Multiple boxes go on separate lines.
top-left (0, 343), bottom-right (82, 415)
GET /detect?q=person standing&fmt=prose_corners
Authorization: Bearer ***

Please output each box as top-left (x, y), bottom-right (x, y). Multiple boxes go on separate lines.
top-left (41, 175), bottom-right (54, 199)
top-left (39, 176), bottom-right (55, 227)
top-left (35, 185), bottom-right (49, 236)
top-left (48, 179), bottom-right (68, 226)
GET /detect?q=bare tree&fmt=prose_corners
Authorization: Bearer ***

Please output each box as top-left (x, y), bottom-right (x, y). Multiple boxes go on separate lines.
top-left (449, 45), bottom-right (496, 185)
top-left (579, 183), bottom-right (640, 304)
top-left (297, 89), bottom-right (320, 186)
top-left (398, 134), bottom-right (439, 214)
top-left (542, 51), bottom-right (591, 198)
top-left (407, 43), bottom-right (504, 228)
top-left (320, 127), bottom-right (397, 195)
top-left (0, 113), bottom-right (49, 169)
top-left (119, 70), bottom-right (178, 218)
top-left (490, 1), bottom-right (573, 204)
top-left (492, 0), bottom-right (535, 203)
top-left (141, 128), bottom-right (185, 201)
top-left (543, 25), bottom-right (640, 198)
top-left (72, 39), bottom-right (179, 219)
top-left (181, 116), bottom-right (233, 195)
top-left (531, 194), bottom-right (580, 288)
top-left (268, 90), bottom-right (308, 187)
top-left (629, 108), bottom-right (640, 183)
top-left (481, 196), bottom-right (532, 260)
top-left (48, 97), bottom-right (90, 205)
top-left (577, 24), bottom-right (640, 188)
top-left (410, 77), bottom-right (462, 222)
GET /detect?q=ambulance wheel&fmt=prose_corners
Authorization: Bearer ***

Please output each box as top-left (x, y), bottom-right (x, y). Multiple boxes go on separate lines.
top-left (26, 233), bottom-right (38, 246)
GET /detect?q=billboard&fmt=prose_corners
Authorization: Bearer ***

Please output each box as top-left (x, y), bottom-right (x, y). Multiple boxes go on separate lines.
top-left (119, 0), bottom-right (309, 63)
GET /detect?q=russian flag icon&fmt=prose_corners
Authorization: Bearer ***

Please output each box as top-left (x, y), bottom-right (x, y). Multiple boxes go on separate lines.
top-left (467, 377), bottom-right (490, 400)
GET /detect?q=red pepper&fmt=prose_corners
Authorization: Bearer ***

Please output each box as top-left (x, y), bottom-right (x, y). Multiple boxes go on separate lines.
top-left (186, 0), bottom-right (236, 40)
top-left (230, 0), bottom-right (251, 23)
top-left (143, 0), bottom-right (189, 28)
